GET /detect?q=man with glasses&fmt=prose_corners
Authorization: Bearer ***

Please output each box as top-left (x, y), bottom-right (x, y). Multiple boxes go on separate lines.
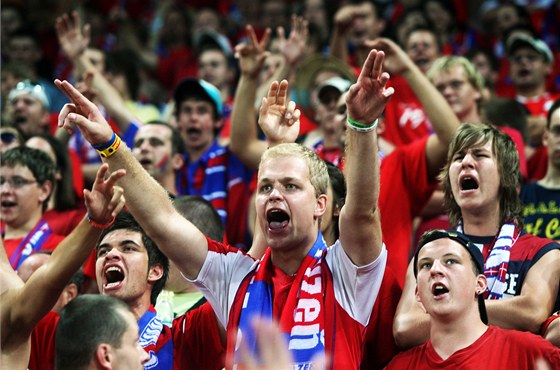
top-left (506, 33), bottom-right (560, 180)
top-left (1, 146), bottom-right (65, 269)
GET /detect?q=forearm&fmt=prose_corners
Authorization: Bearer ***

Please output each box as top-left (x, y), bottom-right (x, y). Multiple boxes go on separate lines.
top-left (16, 218), bottom-right (101, 330)
top-left (486, 295), bottom-right (555, 333)
top-left (329, 26), bottom-right (349, 62)
top-left (105, 145), bottom-right (208, 278)
top-left (393, 308), bottom-right (431, 348)
top-left (339, 127), bottom-right (382, 265)
top-left (402, 64), bottom-right (459, 144)
top-left (230, 75), bottom-right (265, 170)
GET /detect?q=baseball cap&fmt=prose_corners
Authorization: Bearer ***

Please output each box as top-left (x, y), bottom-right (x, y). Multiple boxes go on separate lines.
top-left (8, 80), bottom-right (50, 109)
top-left (173, 78), bottom-right (223, 119)
top-left (194, 30), bottom-right (233, 57)
top-left (413, 229), bottom-right (488, 325)
top-left (506, 34), bottom-right (553, 63)
top-left (317, 77), bottom-right (352, 104)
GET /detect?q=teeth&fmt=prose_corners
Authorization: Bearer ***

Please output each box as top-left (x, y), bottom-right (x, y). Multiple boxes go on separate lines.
top-left (106, 266), bottom-right (122, 273)
top-left (105, 282), bottom-right (120, 289)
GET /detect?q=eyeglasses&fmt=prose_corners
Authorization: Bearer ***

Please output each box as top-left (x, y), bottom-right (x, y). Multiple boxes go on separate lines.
top-left (0, 132), bottom-right (18, 144)
top-left (0, 176), bottom-right (38, 189)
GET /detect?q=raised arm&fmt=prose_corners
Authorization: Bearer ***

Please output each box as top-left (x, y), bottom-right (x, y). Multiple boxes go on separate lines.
top-left (329, 5), bottom-right (357, 63)
top-left (229, 25), bottom-right (271, 170)
top-left (5, 164), bottom-right (125, 343)
top-left (339, 49), bottom-right (393, 266)
top-left (366, 37), bottom-right (460, 179)
top-left (55, 79), bottom-right (208, 280)
top-left (55, 12), bottom-right (139, 131)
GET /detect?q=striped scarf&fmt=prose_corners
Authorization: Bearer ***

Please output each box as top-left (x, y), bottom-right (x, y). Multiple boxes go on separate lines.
top-left (235, 231), bottom-right (327, 368)
top-left (458, 220), bottom-right (520, 300)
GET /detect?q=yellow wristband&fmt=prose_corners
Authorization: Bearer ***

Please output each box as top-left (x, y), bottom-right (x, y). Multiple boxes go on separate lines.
top-left (96, 134), bottom-right (122, 158)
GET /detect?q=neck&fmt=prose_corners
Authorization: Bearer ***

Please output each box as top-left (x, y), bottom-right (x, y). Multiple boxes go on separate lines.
top-left (461, 207), bottom-right (501, 236)
top-left (459, 109), bottom-right (481, 124)
top-left (516, 85), bottom-right (545, 99)
top-left (269, 232), bottom-right (318, 276)
top-left (322, 225), bottom-right (336, 246)
top-left (187, 141), bottom-right (213, 164)
top-left (128, 297), bottom-right (152, 322)
top-left (538, 167), bottom-right (560, 189)
top-left (4, 211), bottom-right (43, 239)
top-left (322, 135), bottom-right (341, 149)
top-left (430, 315), bottom-right (487, 360)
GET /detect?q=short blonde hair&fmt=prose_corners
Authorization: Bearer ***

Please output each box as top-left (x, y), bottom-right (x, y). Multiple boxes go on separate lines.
top-left (427, 56), bottom-right (485, 94)
top-left (259, 143), bottom-right (329, 198)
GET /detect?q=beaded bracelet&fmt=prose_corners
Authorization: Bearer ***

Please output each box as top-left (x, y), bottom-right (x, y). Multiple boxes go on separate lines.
top-left (87, 213), bottom-right (116, 229)
top-left (93, 132), bottom-right (122, 158)
top-left (346, 116), bottom-right (379, 133)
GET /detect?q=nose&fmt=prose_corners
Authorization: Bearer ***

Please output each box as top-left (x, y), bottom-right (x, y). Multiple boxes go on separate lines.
top-left (461, 152), bottom-right (475, 168)
top-left (430, 259), bottom-right (445, 275)
top-left (269, 186), bottom-right (283, 200)
top-left (104, 247), bottom-right (122, 260)
top-left (139, 345), bottom-right (150, 365)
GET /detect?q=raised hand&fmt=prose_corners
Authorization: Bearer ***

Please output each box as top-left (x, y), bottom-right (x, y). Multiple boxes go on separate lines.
top-left (333, 5), bottom-right (359, 35)
top-left (235, 25), bottom-right (271, 79)
top-left (84, 163), bottom-right (126, 225)
top-left (258, 80), bottom-right (300, 145)
top-left (346, 49), bottom-right (394, 125)
top-left (55, 79), bottom-right (113, 143)
top-left (55, 11), bottom-right (91, 60)
top-left (365, 38), bottom-right (413, 76)
top-left (277, 15), bottom-right (309, 67)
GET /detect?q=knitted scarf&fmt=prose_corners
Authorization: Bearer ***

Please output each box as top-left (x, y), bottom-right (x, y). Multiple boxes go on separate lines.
top-left (235, 231), bottom-right (327, 367)
top-left (9, 219), bottom-right (52, 269)
top-left (458, 220), bottom-right (520, 299)
top-left (138, 306), bottom-right (173, 369)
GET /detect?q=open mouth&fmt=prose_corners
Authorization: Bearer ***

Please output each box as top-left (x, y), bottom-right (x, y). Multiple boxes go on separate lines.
top-left (0, 201), bottom-right (16, 208)
top-left (104, 266), bottom-right (125, 289)
top-left (267, 209), bottom-right (290, 230)
top-left (460, 176), bottom-right (479, 191)
top-left (13, 116), bottom-right (27, 125)
top-left (432, 282), bottom-right (449, 297)
top-left (139, 159), bottom-right (152, 167)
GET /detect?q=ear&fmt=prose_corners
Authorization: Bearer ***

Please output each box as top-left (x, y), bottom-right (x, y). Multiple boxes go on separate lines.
top-left (475, 274), bottom-right (487, 296)
top-left (213, 117), bottom-right (224, 132)
top-left (414, 285), bottom-right (422, 303)
top-left (60, 283), bottom-right (79, 306)
top-left (54, 169), bottom-right (62, 181)
top-left (147, 263), bottom-right (164, 284)
top-left (543, 128), bottom-right (549, 147)
top-left (314, 193), bottom-right (328, 219)
top-left (332, 202), bottom-right (341, 218)
top-left (171, 153), bottom-right (184, 171)
top-left (38, 180), bottom-right (53, 203)
top-left (95, 343), bottom-right (113, 369)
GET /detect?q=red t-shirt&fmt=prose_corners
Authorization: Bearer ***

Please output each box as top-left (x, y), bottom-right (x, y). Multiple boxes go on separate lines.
top-left (4, 233), bottom-right (65, 269)
top-left (361, 266), bottom-right (403, 369)
top-left (385, 325), bottom-right (560, 369)
top-left (379, 137), bottom-right (438, 286)
top-left (42, 208), bottom-right (86, 237)
top-left (381, 75), bottom-right (432, 147)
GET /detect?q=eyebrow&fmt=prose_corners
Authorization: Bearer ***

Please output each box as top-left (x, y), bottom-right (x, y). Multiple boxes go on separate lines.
top-left (97, 239), bottom-right (143, 250)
